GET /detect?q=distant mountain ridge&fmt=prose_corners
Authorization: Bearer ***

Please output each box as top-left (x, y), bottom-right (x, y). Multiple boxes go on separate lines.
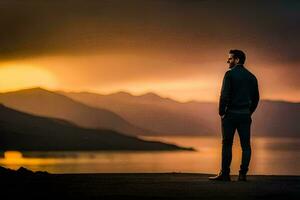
top-left (0, 87), bottom-right (157, 136)
top-left (58, 90), bottom-right (215, 135)
top-left (59, 89), bottom-right (300, 137)
top-left (1, 87), bottom-right (299, 137)
top-left (0, 103), bottom-right (194, 151)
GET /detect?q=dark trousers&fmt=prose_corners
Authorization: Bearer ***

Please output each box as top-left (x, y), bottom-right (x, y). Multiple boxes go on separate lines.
top-left (221, 112), bottom-right (252, 175)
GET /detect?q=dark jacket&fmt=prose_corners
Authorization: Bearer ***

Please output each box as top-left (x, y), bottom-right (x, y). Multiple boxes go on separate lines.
top-left (219, 64), bottom-right (259, 116)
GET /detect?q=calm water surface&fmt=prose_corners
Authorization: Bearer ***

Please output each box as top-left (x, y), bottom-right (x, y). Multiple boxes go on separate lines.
top-left (1, 136), bottom-right (299, 175)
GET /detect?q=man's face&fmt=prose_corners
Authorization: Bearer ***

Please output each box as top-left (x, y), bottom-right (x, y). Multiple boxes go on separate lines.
top-left (227, 54), bottom-right (239, 68)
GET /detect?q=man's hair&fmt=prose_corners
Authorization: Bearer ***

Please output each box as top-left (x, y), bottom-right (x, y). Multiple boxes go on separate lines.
top-left (229, 49), bottom-right (246, 64)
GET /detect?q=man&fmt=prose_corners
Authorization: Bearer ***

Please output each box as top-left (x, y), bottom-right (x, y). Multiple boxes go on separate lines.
top-left (209, 49), bottom-right (260, 181)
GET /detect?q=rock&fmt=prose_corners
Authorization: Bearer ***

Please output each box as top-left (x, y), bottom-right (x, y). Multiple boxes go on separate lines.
top-left (0, 166), bottom-right (50, 176)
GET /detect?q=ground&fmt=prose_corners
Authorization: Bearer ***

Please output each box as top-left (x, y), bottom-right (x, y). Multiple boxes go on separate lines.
top-left (1, 169), bottom-right (299, 199)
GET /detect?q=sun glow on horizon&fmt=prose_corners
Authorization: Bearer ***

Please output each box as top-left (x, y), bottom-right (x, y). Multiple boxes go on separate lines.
top-left (0, 58), bottom-right (298, 103)
top-left (0, 63), bottom-right (58, 92)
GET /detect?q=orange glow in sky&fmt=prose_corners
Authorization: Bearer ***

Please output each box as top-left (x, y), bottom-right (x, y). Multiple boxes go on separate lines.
top-left (0, 56), bottom-right (299, 103)
top-left (0, 62), bottom-right (58, 92)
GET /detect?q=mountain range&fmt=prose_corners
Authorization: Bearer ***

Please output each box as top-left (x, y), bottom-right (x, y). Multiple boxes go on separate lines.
top-left (59, 89), bottom-right (300, 137)
top-left (0, 103), bottom-right (193, 151)
top-left (0, 87), bottom-right (156, 136)
top-left (0, 87), bottom-right (299, 137)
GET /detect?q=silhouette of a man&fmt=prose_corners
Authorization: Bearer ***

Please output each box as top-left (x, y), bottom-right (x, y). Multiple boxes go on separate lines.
top-left (209, 49), bottom-right (260, 181)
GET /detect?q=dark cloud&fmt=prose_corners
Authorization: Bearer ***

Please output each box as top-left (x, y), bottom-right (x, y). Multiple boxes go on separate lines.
top-left (0, 0), bottom-right (299, 64)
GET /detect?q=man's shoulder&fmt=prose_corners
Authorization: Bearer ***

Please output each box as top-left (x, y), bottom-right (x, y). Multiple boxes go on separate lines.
top-left (223, 70), bottom-right (232, 80)
top-left (241, 66), bottom-right (257, 80)
top-left (245, 68), bottom-right (258, 84)
top-left (245, 68), bottom-right (257, 81)
top-left (225, 69), bottom-right (233, 75)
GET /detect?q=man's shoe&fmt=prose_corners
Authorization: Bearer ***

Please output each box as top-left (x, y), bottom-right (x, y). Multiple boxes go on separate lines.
top-left (209, 171), bottom-right (231, 181)
top-left (238, 173), bottom-right (247, 181)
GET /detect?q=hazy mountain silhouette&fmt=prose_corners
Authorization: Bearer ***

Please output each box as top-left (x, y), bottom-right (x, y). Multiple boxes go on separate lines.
top-left (58, 90), bottom-right (215, 135)
top-left (0, 87), bottom-right (157, 136)
top-left (60, 90), bottom-right (300, 137)
top-left (0, 103), bottom-right (194, 151)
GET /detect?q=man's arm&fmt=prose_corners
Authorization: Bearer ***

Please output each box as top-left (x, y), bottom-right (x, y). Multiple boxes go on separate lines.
top-left (219, 71), bottom-right (231, 116)
top-left (250, 77), bottom-right (259, 114)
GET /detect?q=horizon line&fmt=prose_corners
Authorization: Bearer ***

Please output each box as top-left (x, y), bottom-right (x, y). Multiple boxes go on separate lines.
top-left (0, 86), bottom-right (299, 104)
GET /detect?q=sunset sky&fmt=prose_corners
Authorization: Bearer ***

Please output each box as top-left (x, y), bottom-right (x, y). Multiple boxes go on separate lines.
top-left (0, 0), bottom-right (299, 102)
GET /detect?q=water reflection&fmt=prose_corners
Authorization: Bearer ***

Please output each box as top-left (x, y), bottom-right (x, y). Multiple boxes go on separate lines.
top-left (0, 136), bottom-right (299, 175)
top-left (2, 151), bottom-right (61, 166)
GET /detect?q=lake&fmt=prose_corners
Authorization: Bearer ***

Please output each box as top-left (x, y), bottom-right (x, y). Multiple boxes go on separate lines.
top-left (1, 136), bottom-right (300, 175)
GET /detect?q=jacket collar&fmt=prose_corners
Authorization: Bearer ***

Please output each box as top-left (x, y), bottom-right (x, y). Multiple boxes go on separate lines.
top-left (230, 64), bottom-right (243, 70)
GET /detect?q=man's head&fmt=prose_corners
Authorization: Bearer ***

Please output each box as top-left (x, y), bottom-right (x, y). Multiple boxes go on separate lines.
top-left (227, 49), bottom-right (246, 68)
